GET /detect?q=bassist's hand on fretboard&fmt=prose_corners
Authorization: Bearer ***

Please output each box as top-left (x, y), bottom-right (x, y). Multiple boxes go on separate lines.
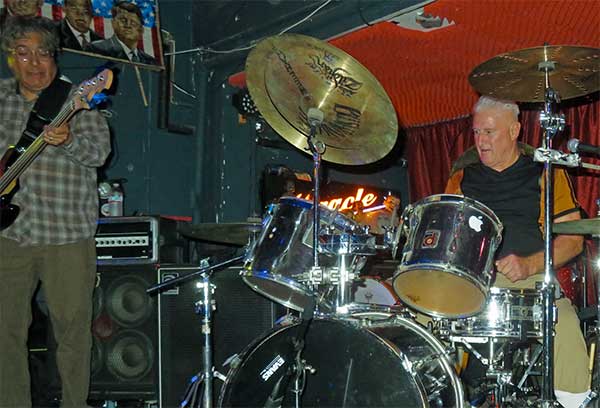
top-left (43, 123), bottom-right (71, 146)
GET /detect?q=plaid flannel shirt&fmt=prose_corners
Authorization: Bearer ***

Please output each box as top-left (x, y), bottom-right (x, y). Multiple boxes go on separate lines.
top-left (0, 77), bottom-right (111, 246)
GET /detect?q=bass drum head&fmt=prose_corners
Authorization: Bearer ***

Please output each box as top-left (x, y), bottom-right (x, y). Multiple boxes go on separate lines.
top-left (219, 316), bottom-right (463, 407)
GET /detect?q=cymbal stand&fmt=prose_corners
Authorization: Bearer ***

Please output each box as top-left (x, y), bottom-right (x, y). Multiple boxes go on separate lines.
top-left (264, 107), bottom-right (325, 408)
top-left (306, 107), bottom-right (325, 277)
top-left (533, 46), bottom-right (566, 407)
top-left (147, 254), bottom-right (245, 408)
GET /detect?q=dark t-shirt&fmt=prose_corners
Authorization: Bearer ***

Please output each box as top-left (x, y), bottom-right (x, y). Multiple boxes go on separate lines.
top-left (461, 155), bottom-right (543, 258)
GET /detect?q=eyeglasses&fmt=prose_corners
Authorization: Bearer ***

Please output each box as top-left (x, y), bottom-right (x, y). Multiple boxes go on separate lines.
top-left (8, 46), bottom-right (54, 62)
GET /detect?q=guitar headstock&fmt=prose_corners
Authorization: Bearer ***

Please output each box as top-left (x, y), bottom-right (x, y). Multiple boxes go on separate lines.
top-left (73, 69), bottom-right (113, 111)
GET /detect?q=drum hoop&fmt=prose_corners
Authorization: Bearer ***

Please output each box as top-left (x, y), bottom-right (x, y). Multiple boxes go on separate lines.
top-left (333, 303), bottom-right (406, 317)
top-left (242, 273), bottom-right (313, 312)
top-left (395, 263), bottom-right (490, 295)
top-left (277, 196), bottom-right (359, 230)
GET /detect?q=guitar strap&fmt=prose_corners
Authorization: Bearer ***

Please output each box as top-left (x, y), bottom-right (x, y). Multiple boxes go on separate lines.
top-left (15, 73), bottom-right (72, 151)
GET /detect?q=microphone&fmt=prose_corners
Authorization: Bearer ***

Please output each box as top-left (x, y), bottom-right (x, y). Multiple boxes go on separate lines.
top-left (567, 138), bottom-right (600, 156)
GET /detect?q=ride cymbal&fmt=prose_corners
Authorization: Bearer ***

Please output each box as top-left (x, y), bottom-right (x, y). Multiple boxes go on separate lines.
top-left (553, 218), bottom-right (600, 236)
top-left (469, 45), bottom-right (600, 102)
top-left (179, 220), bottom-right (262, 245)
top-left (245, 34), bottom-right (398, 165)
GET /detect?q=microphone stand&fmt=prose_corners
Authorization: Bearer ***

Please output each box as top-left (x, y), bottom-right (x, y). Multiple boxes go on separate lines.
top-left (147, 254), bottom-right (245, 408)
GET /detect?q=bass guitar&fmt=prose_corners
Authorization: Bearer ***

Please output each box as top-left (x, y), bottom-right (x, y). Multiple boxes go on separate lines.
top-left (0, 69), bottom-right (113, 230)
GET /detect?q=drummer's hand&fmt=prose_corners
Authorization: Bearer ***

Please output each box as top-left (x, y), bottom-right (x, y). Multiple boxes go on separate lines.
top-left (383, 195), bottom-right (401, 212)
top-left (495, 254), bottom-right (534, 283)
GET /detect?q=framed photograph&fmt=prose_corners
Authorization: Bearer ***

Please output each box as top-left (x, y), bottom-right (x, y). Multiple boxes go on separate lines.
top-left (0, 0), bottom-right (164, 69)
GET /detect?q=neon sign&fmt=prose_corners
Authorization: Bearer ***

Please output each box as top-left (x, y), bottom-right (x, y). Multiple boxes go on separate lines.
top-left (296, 187), bottom-right (380, 211)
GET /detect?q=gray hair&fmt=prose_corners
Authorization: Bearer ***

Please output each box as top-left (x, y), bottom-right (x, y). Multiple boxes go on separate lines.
top-left (473, 95), bottom-right (520, 121)
top-left (1, 16), bottom-right (60, 54)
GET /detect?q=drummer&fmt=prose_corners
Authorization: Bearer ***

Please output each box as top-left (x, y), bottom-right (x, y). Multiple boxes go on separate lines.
top-left (445, 95), bottom-right (588, 408)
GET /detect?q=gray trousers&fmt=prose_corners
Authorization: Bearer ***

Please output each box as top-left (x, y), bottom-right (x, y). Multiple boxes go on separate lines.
top-left (0, 237), bottom-right (96, 408)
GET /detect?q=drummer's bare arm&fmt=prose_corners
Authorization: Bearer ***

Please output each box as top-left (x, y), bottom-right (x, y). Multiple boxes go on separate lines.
top-left (495, 211), bottom-right (584, 283)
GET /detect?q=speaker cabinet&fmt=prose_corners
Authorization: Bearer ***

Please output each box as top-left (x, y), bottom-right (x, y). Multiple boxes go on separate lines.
top-left (89, 264), bottom-right (159, 400)
top-left (158, 266), bottom-right (284, 407)
top-left (34, 263), bottom-right (282, 405)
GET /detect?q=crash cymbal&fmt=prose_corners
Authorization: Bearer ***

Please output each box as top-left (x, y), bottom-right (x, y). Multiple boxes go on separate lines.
top-left (246, 34), bottom-right (398, 165)
top-left (179, 219), bottom-right (262, 245)
top-left (469, 45), bottom-right (600, 102)
top-left (553, 218), bottom-right (600, 235)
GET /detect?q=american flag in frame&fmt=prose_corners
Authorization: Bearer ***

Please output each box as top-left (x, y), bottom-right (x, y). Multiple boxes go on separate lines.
top-left (0, 0), bottom-right (164, 69)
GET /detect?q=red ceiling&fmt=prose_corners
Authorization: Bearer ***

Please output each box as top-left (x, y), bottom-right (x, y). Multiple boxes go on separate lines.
top-left (231, 0), bottom-right (600, 128)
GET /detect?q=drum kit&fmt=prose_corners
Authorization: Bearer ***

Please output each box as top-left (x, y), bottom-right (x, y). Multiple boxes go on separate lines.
top-left (152, 35), bottom-right (600, 407)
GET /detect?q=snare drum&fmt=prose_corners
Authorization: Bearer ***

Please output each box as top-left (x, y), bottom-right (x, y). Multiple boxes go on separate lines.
top-left (243, 197), bottom-right (360, 312)
top-left (440, 287), bottom-right (544, 339)
top-left (393, 194), bottom-right (503, 318)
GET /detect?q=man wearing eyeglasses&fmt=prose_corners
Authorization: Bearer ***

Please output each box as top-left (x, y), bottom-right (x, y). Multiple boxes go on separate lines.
top-left (86, 0), bottom-right (156, 64)
top-left (0, 16), bottom-right (110, 407)
top-left (57, 0), bottom-right (102, 51)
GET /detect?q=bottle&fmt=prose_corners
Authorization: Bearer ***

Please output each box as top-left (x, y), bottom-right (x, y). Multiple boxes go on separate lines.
top-left (107, 182), bottom-right (123, 216)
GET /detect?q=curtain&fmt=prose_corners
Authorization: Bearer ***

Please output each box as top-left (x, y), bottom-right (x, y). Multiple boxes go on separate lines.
top-left (406, 98), bottom-right (600, 219)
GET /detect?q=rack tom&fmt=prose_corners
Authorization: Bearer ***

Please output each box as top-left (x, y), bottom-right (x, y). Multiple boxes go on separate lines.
top-left (393, 194), bottom-right (503, 318)
top-left (243, 197), bottom-right (360, 312)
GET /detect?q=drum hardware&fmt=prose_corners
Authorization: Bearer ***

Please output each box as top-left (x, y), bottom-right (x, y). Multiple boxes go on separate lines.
top-left (146, 255), bottom-right (245, 408)
top-left (319, 231), bottom-right (377, 310)
top-left (450, 336), bottom-right (545, 406)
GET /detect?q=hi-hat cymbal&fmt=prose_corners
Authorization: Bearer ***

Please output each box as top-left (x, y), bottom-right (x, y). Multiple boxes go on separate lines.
top-left (245, 34), bottom-right (398, 165)
top-left (179, 220), bottom-right (262, 245)
top-left (553, 218), bottom-right (600, 235)
top-left (469, 45), bottom-right (600, 102)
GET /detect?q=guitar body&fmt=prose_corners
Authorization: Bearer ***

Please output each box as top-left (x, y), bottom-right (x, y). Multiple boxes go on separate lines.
top-left (0, 146), bottom-right (21, 231)
top-left (0, 196), bottom-right (19, 231)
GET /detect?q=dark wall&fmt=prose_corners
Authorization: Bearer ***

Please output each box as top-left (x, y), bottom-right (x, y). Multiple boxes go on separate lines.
top-left (58, 0), bottom-right (198, 218)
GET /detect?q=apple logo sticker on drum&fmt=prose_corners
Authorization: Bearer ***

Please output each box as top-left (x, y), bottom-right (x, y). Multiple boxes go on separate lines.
top-left (469, 216), bottom-right (484, 232)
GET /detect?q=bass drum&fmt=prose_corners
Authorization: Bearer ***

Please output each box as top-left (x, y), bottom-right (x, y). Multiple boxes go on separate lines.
top-left (219, 313), bottom-right (464, 407)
